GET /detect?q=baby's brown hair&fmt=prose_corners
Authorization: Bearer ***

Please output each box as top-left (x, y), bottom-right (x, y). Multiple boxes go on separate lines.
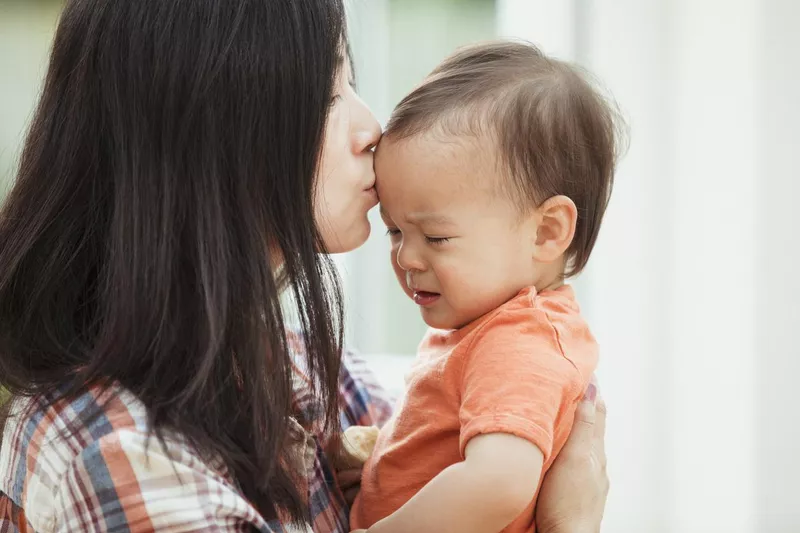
top-left (383, 40), bottom-right (625, 277)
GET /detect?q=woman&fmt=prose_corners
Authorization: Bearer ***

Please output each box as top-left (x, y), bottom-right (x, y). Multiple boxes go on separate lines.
top-left (0, 1), bottom-right (608, 531)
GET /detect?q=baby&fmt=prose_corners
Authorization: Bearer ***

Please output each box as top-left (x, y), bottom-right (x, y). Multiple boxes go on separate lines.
top-left (349, 41), bottom-right (621, 533)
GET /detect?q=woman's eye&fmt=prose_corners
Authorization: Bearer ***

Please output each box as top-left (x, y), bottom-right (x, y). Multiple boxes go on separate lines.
top-left (425, 236), bottom-right (451, 245)
top-left (385, 228), bottom-right (401, 237)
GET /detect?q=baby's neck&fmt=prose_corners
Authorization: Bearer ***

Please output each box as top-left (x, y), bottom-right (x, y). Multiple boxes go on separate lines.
top-left (532, 263), bottom-right (566, 293)
top-left (537, 277), bottom-right (565, 292)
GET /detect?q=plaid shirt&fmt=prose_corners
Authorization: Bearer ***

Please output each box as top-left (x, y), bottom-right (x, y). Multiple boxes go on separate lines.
top-left (0, 338), bottom-right (394, 532)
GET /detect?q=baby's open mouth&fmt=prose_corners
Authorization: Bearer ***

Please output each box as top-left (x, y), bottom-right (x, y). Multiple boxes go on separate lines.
top-left (412, 291), bottom-right (440, 307)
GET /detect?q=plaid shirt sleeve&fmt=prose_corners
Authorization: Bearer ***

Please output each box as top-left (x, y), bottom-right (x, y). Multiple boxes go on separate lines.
top-left (1, 390), bottom-right (305, 533)
top-left (2, 340), bottom-right (395, 533)
top-left (53, 430), bottom-right (282, 533)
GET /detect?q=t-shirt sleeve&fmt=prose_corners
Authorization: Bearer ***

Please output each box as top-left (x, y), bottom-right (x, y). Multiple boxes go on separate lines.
top-left (458, 308), bottom-right (584, 461)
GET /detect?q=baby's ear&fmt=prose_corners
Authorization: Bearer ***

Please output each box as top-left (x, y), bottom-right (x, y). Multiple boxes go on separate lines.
top-left (532, 195), bottom-right (578, 263)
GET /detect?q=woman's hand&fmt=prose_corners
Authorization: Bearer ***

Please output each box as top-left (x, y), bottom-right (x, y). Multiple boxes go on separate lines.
top-left (338, 466), bottom-right (363, 506)
top-left (536, 385), bottom-right (608, 533)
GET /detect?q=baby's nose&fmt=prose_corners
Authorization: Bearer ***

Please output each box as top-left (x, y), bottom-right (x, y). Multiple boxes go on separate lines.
top-left (396, 243), bottom-right (426, 273)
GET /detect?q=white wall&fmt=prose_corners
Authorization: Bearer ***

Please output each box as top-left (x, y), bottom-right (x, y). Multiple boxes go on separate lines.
top-left (0, 3), bottom-right (60, 188)
top-left (499, 1), bottom-right (800, 532)
top-left (755, 1), bottom-right (800, 529)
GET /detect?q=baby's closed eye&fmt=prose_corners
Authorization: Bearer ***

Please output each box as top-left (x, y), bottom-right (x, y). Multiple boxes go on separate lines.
top-left (384, 226), bottom-right (453, 246)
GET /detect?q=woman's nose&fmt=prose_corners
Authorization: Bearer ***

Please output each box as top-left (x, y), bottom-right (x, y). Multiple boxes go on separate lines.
top-left (351, 96), bottom-right (382, 154)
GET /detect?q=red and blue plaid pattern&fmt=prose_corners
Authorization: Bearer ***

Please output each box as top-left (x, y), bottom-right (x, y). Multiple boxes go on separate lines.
top-left (0, 337), bottom-right (393, 532)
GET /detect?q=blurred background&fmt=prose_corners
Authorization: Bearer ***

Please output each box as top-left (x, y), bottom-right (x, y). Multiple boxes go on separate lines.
top-left (1, 0), bottom-right (798, 531)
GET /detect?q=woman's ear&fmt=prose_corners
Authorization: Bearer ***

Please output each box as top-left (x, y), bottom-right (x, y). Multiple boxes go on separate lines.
top-left (532, 195), bottom-right (578, 263)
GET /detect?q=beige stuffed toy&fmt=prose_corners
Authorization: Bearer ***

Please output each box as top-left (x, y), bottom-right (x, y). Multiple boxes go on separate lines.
top-left (337, 425), bottom-right (380, 470)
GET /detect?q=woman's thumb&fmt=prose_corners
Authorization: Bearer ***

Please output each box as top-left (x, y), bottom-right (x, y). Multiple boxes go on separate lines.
top-left (563, 385), bottom-right (598, 454)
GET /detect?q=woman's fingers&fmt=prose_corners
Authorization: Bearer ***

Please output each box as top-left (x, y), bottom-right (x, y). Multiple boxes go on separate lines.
top-left (337, 467), bottom-right (362, 489)
top-left (337, 467), bottom-right (362, 505)
top-left (344, 486), bottom-right (361, 506)
top-left (563, 397), bottom-right (596, 456)
top-left (594, 396), bottom-right (607, 468)
top-left (534, 381), bottom-right (609, 533)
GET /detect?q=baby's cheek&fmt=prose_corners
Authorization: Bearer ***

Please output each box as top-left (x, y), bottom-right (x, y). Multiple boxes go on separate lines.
top-left (439, 264), bottom-right (480, 306)
top-left (443, 263), bottom-right (502, 320)
top-left (442, 257), bottom-right (479, 289)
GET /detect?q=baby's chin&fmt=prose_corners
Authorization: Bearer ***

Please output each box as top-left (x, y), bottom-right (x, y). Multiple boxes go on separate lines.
top-left (421, 307), bottom-right (475, 331)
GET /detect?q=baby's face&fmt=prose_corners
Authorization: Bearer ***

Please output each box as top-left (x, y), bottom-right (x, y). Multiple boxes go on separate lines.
top-left (376, 134), bottom-right (539, 330)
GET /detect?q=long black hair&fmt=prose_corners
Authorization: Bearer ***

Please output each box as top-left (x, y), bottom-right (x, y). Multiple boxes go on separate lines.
top-left (0, 0), bottom-right (346, 522)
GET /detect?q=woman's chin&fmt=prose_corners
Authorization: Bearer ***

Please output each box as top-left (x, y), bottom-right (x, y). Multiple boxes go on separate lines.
top-left (323, 219), bottom-right (371, 254)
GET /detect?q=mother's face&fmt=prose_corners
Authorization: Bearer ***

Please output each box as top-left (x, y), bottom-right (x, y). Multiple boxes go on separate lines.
top-left (315, 57), bottom-right (382, 254)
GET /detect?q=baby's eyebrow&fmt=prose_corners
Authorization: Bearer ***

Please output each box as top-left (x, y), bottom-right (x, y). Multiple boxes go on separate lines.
top-left (379, 207), bottom-right (455, 227)
top-left (406, 212), bottom-right (455, 226)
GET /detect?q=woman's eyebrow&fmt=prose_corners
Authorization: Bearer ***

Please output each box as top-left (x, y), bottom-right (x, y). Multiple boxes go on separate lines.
top-left (344, 44), bottom-right (357, 88)
top-left (336, 53), bottom-right (356, 89)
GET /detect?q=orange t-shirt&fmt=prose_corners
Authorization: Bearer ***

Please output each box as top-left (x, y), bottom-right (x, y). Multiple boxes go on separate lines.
top-left (350, 285), bottom-right (598, 532)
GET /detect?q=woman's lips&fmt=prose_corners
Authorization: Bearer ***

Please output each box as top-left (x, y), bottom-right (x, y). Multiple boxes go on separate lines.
top-left (412, 291), bottom-right (440, 307)
top-left (363, 186), bottom-right (378, 203)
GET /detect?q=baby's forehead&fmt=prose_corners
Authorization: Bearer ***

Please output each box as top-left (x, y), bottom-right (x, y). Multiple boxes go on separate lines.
top-left (379, 129), bottom-right (498, 171)
top-left (379, 132), bottom-right (507, 192)
top-left (377, 133), bottom-right (514, 219)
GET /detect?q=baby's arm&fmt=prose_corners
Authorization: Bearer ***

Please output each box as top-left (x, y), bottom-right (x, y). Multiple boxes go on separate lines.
top-left (365, 433), bottom-right (543, 533)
